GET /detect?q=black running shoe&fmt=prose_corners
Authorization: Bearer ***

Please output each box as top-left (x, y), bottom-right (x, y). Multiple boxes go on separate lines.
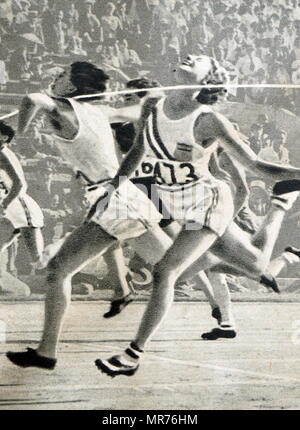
top-left (6, 348), bottom-right (57, 370)
top-left (95, 356), bottom-right (139, 377)
top-left (201, 327), bottom-right (237, 340)
top-left (285, 246), bottom-right (300, 259)
top-left (211, 307), bottom-right (222, 325)
top-left (103, 293), bottom-right (135, 318)
top-left (273, 180), bottom-right (300, 196)
top-left (260, 274), bottom-right (280, 293)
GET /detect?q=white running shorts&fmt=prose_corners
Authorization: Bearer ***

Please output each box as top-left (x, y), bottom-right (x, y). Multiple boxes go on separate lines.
top-left (156, 178), bottom-right (234, 237)
top-left (85, 180), bottom-right (163, 241)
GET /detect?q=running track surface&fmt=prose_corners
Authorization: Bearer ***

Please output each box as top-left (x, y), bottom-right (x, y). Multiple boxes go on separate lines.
top-left (0, 301), bottom-right (300, 410)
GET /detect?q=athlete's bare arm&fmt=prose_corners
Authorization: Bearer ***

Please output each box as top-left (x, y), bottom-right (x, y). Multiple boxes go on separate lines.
top-left (100, 93), bottom-right (164, 124)
top-left (0, 151), bottom-right (26, 211)
top-left (195, 112), bottom-right (300, 181)
top-left (18, 94), bottom-right (78, 140)
top-left (100, 103), bottom-right (142, 124)
top-left (109, 99), bottom-right (159, 189)
top-left (218, 151), bottom-right (249, 214)
top-left (110, 123), bottom-right (146, 189)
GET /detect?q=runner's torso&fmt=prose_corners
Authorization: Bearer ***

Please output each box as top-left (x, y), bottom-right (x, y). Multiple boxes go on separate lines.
top-left (142, 97), bottom-right (219, 189)
top-left (52, 99), bottom-right (120, 184)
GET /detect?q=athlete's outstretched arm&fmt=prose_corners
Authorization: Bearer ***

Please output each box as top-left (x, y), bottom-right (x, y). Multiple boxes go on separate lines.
top-left (101, 104), bottom-right (142, 124)
top-left (214, 113), bottom-right (300, 180)
top-left (110, 98), bottom-right (158, 189)
top-left (219, 151), bottom-right (249, 214)
top-left (210, 149), bottom-right (249, 214)
top-left (110, 125), bottom-right (145, 190)
top-left (18, 94), bottom-right (57, 134)
top-left (0, 151), bottom-right (27, 211)
top-left (102, 94), bottom-right (163, 124)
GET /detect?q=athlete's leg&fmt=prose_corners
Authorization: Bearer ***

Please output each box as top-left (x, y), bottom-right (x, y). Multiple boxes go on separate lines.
top-left (193, 198), bottom-right (297, 282)
top-left (37, 222), bottom-right (116, 359)
top-left (102, 244), bottom-right (135, 319)
top-left (192, 271), bottom-right (218, 309)
top-left (176, 200), bottom-right (297, 292)
top-left (20, 227), bottom-right (44, 267)
top-left (6, 221), bottom-right (116, 367)
top-left (103, 244), bottom-right (131, 300)
top-left (95, 227), bottom-right (219, 376)
top-left (201, 271), bottom-right (237, 340)
top-left (206, 271), bottom-right (234, 326)
top-left (134, 228), bottom-right (218, 349)
top-left (127, 223), bottom-right (174, 266)
top-left (267, 251), bottom-right (300, 277)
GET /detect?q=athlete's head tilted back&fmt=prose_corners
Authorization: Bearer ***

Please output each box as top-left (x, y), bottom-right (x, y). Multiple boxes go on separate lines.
top-left (173, 54), bottom-right (229, 104)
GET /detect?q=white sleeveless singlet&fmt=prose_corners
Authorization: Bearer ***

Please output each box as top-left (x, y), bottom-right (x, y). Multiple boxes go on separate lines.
top-left (52, 99), bottom-right (120, 184)
top-left (142, 97), bottom-right (219, 189)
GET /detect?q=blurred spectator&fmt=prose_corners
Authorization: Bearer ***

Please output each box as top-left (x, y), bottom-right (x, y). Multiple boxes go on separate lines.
top-left (279, 16), bottom-right (296, 52)
top-left (116, 2), bottom-right (132, 38)
top-left (53, 10), bottom-right (67, 55)
top-left (28, 11), bottom-right (45, 55)
top-left (235, 45), bottom-right (263, 79)
top-left (171, 0), bottom-right (189, 53)
top-left (258, 126), bottom-right (289, 164)
top-left (248, 123), bottom-right (264, 154)
top-left (100, 2), bottom-right (123, 45)
top-left (68, 2), bottom-right (79, 25)
top-left (14, 0), bottom-right (31, 33)
top-left (118, 38), bottom-right (142, 75)
top-left (78, 0), bottom-right (101, 45)
top-left (101, 42), bottom-right (121, 69)
top-left (273, 129), bottom-right (290, 164)
top-left (40, 0), bottom-right (57, 53)
top-left (7, 45), bottom-right (31, 80)
top-left (258, 140), bottom-right (281, 163)
top-left (188, 2), bottom-right (213, 53)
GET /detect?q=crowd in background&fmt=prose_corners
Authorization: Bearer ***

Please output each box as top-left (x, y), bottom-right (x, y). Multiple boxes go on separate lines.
top-left (0, 0), bottom-right (299, 277)
top-left (1, 0), bottom-right (300, 107)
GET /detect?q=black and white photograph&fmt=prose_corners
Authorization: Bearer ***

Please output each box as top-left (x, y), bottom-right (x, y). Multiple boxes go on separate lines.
top-left (0, 0), bottom-right (300, 412)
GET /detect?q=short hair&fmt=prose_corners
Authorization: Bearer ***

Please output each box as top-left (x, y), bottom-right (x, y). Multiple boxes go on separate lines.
top-left (0, 121), bottom-right (14, 143)
top-left (69, 62), bottom-right (110, 97)
top-left (126, 77), bottom-right (161, 98)
top-left (196, 57), bottom-right (229, 105)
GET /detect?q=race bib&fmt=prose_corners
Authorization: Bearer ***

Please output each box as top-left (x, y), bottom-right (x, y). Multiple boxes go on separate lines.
top-left (135, 158), bottom-right (199, 185)
top-left (134, 161), bottom-right (155, 178)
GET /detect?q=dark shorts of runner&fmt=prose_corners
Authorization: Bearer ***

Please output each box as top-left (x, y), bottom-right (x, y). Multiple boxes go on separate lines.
top-left (130, 177), bottom-right (174, 228)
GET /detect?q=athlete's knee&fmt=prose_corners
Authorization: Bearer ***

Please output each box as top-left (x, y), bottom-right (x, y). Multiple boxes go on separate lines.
top-left (153, 261), bottom-right (178, 287)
